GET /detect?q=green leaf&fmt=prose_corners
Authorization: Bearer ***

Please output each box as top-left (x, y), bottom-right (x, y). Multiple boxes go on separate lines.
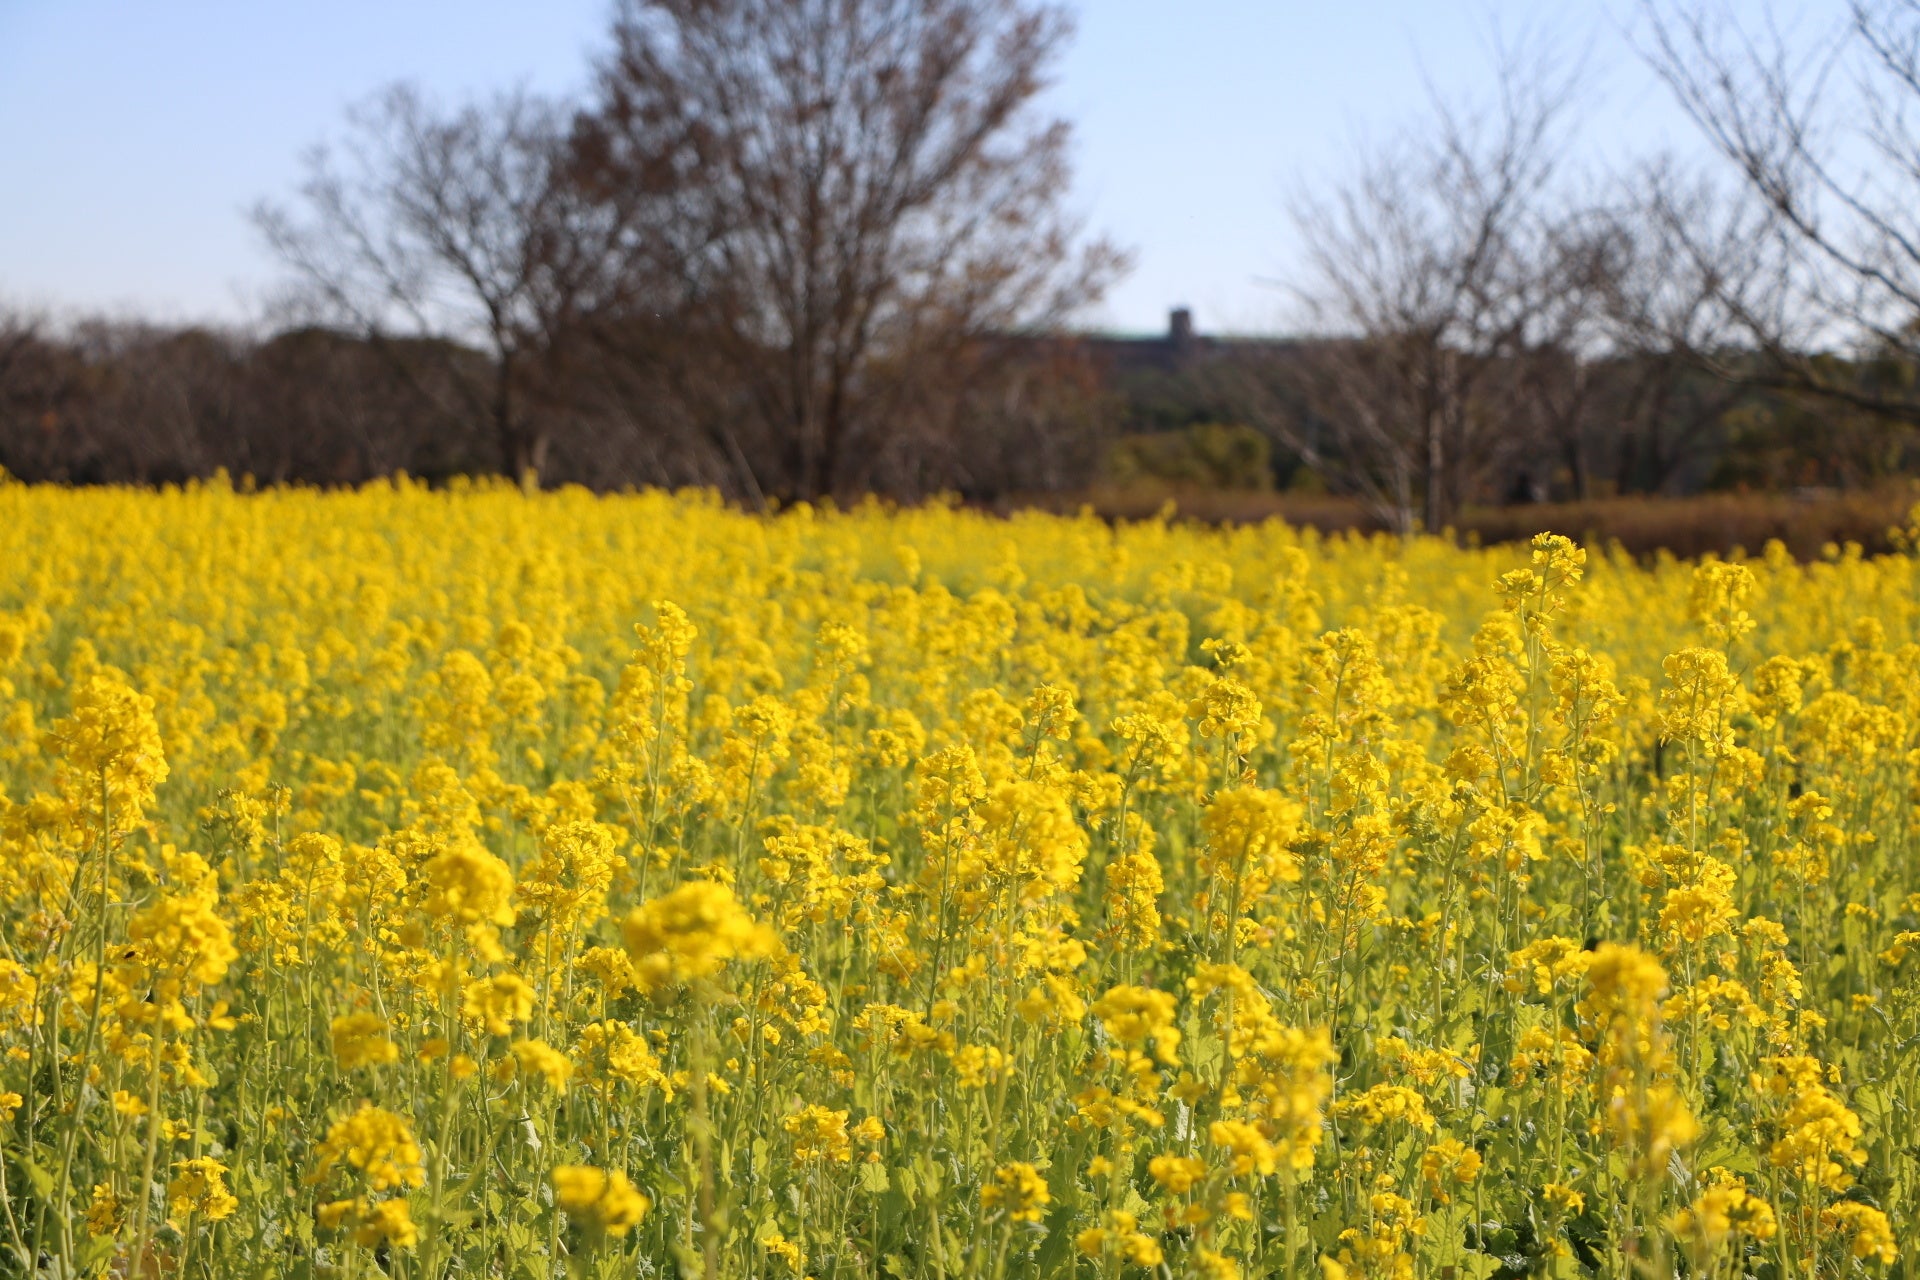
top-left (78, 1233), bottom-right (118, 1270)
top-left (1033, 1198), bottom-right (1076, 1274)
top-left (21, 1159), bottom-right (54, 1200)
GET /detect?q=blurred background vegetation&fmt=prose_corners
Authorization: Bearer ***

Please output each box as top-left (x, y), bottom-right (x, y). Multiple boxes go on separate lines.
top-left (10, 0), bottom-right (1920, 558)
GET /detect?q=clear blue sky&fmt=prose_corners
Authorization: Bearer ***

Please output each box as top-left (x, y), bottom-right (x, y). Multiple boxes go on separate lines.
top-left (0, 1), bottom-right (1835, 335)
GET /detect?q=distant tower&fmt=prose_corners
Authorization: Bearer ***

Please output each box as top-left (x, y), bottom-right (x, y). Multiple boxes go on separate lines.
top-left (1169, 307), bottom-right (1194, 350)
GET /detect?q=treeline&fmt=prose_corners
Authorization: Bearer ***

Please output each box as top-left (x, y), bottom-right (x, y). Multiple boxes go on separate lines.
top-left (0, 316), bottom-right (1111, 496)
top-left (5, 306), bottom-right (1911, 513)
top-left (11, 0), bottom-right (1920, 525)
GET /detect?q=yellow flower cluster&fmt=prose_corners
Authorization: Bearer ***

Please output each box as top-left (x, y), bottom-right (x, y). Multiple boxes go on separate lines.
top-left (551, 1164), bottom-right (651, 1236)
top-left (0, 483), bottom-right (1913, 1276)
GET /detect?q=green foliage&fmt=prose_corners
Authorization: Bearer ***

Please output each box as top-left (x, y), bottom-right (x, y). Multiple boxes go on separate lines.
top-left (1106, 423), bottom-right (1273, 490)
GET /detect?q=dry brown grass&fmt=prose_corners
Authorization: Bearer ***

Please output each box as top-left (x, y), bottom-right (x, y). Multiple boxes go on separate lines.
top-left (994, 481), bottom-right (1920, 560)
top-left (999, 483), bottom-right (1374, 532)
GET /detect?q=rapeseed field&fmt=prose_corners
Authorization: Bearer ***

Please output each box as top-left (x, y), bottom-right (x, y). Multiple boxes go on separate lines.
top-left (1, 477), bottom-right (1915, 1279)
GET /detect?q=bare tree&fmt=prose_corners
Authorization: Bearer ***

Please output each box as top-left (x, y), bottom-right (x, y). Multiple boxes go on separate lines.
top-left (254, 85), bottom-right (610, 479)
top-left (1483, 201), bottom-right (1626, 502)
top-left (0, 304), bottom-right (88, 482)
top-left (1575, 160), bottom-right (1786, 493)
top-left (580, 0), bottom-right (1126, 503)
top-left (0, 304), bottom-right (40, 391)
top-left (1638, 0), bottom-right (1920, 427)
top-left (1278, 44), bottom-right (1583, 532)
top-left (240, 327), bottom-right (498, 482)
top-left (1487, 161), bottom-right (1770, 501)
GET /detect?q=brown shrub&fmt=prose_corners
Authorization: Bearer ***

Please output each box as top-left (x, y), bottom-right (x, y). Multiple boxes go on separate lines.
top-left (998, 481), bottom-right (1920, 561)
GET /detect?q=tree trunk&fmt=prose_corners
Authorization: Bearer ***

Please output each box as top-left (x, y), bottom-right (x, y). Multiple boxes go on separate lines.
top-left (1422, 402), bottom-right (1446, 532)
top-left (1564, 432), bottom-right (1588, 502)
top-left (496, 351), bottom-right (523, 481)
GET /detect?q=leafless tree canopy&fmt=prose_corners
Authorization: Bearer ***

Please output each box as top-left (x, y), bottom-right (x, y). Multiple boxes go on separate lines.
top-left (230, 0), bottom-right (1123, 501)
top-left (253, 87), bottom-right (595, 477)
top-left (579, 0), bottom-right (1126, 502)
top-left (1638, 0), bottom-right (1920, 416)
top-left (1266, 46), bottom-right (1590, 531)
top-left (1204, 18), bottom-right (1913, 529)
